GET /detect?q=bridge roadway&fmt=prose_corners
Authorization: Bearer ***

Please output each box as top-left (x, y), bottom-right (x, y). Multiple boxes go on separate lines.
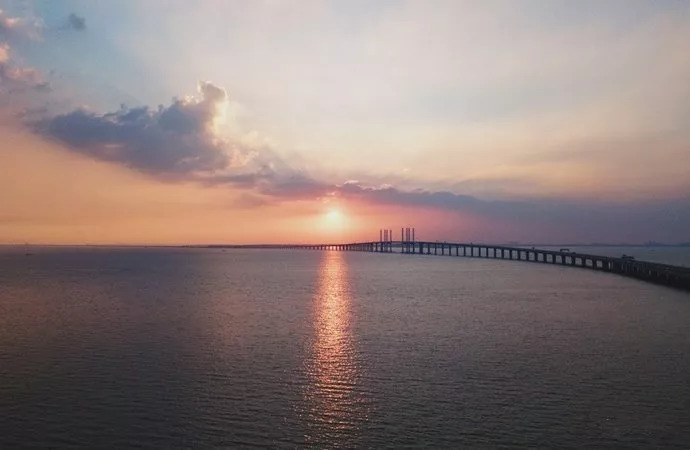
top-left (226, 241), bottom-right (690, 292)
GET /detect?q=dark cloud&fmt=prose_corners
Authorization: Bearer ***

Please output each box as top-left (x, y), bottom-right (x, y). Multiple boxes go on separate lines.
top-left (338, 182), bottom-right (690, 243)
top-left (34, 82), bottom-right (239, 178)
top-left (34, 82), bottom-right (336, 196)
top-left (67, 13), bottom-right (86, 31)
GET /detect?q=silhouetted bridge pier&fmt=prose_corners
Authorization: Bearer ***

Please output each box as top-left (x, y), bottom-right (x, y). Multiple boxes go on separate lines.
top-left (235, 238), bottom-right (690, 292)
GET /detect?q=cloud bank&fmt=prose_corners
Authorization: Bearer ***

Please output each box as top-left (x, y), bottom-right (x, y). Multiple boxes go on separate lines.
top-left (31, 80), bottom-right (690, 243)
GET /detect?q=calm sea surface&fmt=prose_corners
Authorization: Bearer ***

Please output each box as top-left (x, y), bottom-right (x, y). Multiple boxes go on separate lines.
top-left (1, 247), bottom-right (689, 448)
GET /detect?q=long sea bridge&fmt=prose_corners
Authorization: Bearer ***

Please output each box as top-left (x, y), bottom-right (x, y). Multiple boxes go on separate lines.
top-left (216, 228), bottom-right (690, 292)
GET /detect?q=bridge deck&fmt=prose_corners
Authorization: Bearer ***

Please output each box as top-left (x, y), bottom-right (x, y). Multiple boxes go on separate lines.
top-left (218, 241), bottom-right (690, 292)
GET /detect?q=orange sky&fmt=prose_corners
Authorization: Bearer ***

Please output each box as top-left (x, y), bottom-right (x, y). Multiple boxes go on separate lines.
top-left (1, 122), bottom-right (479, 245)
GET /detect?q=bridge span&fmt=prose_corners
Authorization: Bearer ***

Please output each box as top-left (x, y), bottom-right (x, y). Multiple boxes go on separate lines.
top-left (225, 240), bottom-right (690, 292)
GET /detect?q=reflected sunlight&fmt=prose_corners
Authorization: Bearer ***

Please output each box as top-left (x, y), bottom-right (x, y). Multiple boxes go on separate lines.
top-left (304, 250), bottom-right (366, 444)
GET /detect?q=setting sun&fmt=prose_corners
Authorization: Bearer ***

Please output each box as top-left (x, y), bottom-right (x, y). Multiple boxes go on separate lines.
top-left (318, 208), bottom-right (349, 236)
top-left (326, 209), bottom-right (342, 221)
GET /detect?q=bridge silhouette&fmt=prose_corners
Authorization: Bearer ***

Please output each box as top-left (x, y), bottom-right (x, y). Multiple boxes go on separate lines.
top-left (212, 228), bottom-right (690, 292)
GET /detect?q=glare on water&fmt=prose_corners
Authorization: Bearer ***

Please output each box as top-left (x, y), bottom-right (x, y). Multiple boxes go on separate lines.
top-left (305, 250), bottom-right (366, 444)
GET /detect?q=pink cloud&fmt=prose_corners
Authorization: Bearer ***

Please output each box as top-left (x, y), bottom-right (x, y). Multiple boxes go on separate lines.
top-left (0, 10), bottom-right (49, 95)
top-left (0, 8), bottom-right (42, 40)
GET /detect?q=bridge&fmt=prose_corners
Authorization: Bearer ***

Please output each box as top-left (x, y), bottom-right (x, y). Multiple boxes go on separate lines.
top-left (215, 228), bottom-right (690, 292)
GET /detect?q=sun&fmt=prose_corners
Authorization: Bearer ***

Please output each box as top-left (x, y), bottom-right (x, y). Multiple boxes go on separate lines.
top-left (326, 209), bottom-right (341, 221)
top-left (320, 207), bottom-right (348, 233)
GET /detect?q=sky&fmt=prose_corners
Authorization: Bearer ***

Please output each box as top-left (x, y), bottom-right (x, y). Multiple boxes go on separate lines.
top-left (1, 0), bottom-right (689, 245)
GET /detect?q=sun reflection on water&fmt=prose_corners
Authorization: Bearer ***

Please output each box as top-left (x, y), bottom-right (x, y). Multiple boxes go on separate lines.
top-left (304, 250), bottom-right (366, 445)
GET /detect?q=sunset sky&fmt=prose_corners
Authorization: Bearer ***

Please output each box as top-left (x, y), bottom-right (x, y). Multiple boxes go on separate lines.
top-left (1, 0), bottom-right (689, 245)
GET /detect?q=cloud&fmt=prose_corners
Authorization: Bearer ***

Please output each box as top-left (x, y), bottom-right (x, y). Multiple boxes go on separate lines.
top-left (0, 43), bottom-right (49, 95)
top-left (208, 166), bottom-right (690, 243)
top-left (67, 13), bottom-right (86, 31)
top-left (0, 9), bottom-right (22, 36)
top-left (34, 81), bottom-right (242, 178)
top-left (332, 180), bottom-right (690, 243)
top-left (0, 10), bottom-right (49, 96)
top-left (33, 80), bottom-right (337, 196)
top-left (32, 81), bottom-right (439, 204)
top-left (0, 62), bottom-right (49, 92)
top-left (0, 8), bottom-right (42, 40)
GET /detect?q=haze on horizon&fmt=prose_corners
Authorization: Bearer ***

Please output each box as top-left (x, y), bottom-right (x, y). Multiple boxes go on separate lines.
top-left (1, 0), bottom-right (689, 245)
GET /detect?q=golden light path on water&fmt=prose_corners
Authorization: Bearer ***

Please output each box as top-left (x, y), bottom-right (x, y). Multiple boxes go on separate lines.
top-left (304, 250), bottom-right (367, 445)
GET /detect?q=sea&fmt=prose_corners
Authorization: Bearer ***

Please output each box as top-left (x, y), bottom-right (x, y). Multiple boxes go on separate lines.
top-left (1, 246), bottom-right (689, 448)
